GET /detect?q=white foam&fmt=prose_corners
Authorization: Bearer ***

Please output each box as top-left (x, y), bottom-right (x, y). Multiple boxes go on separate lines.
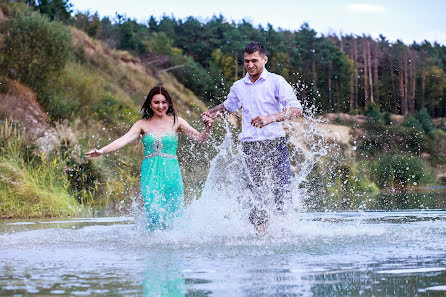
top-left (424, 285), bottom-right (446, 291)
top-left (376, 267), bottom-right (446, 274)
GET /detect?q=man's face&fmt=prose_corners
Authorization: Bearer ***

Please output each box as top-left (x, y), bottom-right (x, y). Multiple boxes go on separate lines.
top-left (244, 51), bottom-right (268, 79)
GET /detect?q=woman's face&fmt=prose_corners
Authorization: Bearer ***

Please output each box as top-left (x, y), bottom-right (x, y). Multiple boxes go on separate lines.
top-left (150, 93), bottom-right (169, 117)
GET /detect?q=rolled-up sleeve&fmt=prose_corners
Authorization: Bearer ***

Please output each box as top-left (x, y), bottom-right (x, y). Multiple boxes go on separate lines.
top-left (277, 76), bottom-right (302, 109)
top-left (223, 86), bottom-right (241, 112)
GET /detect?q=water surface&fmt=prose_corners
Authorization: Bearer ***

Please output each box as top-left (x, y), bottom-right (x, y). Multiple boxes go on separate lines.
top-left (1, 210), bottom-right (446, 296)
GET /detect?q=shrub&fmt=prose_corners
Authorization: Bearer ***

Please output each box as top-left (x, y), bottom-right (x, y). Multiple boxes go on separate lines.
top-left (416, 108), bottom-right (435, 134)
top-left (0, 5), bottom-right (72, 92)
top-left (371, 153), bottom-right (433, 189)
top-left (366, 104), bottom-right (384, 124)
top-left (65, 158), bottom-right (102, 205)
top-left (383, 112), bottom-right (392, 126)
top-left (403, 114), bottom-right (424, 133)
top-left (303, 159), bottom-right (379, 211)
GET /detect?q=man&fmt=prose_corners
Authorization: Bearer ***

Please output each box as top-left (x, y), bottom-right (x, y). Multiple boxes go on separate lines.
top-left (202, 42), bottom-right (303, 233)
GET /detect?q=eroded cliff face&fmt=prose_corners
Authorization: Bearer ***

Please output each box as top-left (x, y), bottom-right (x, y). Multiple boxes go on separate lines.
top-left (0, 78), bottom-right (50, 139)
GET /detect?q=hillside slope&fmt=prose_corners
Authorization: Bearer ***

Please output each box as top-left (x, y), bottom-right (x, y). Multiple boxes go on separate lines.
top-left (0, 20), bottom-right (211, 218)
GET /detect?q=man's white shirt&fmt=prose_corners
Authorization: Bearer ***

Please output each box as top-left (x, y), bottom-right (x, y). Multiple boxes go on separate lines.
top-left (223, 69), bottom-right (302, 142)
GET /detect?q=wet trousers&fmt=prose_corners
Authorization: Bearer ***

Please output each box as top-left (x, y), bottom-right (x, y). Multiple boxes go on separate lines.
top-left (241, 137), bottom-right (292, 226)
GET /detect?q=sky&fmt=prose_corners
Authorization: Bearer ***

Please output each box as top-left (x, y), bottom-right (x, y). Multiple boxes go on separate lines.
top-left (69, 0), bottom-right (446, 45)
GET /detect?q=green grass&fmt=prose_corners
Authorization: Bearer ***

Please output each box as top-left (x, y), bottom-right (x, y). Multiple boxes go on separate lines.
top-left (0, 120), bottom-right (85, 218)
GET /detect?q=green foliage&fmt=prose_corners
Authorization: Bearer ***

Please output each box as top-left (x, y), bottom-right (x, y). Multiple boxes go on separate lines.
top-left (0, 119), bottom-right (84, 218)
top-left (383, 112), bottom-right (392, 126)
top-left (366, 104), bottom-right (384, 124)
top-left (29, 0), bottom-right (73, 23)
top-left (403, 114), bottom-right (425, 133)
top-left (91, 95), bottom-right (139, 124)
top-left (303, 159), bottom-right (379, 210)
top-left (334, 117), bottom-right (344, 125)
top-left (39, 90), bottom-right (81, 120)
top-left (118, 19), bottom-right (147, 54)
top-left (0, 5), bottom-right (72, 92)
top-left (416, 108), bottom-right (435, 133)
top-left (104, 166), bottom-right (139, 213)
top-left (357, 124), bottom-right (439, 157)
top-left (371, 154), bottom-right (433, 189)
top-left (402, 110), bottom-right (435, 134)
top-left (325, 162), bottom-right (379, 209)
top-left (145, 31), bottom-right (176, 55)
top-left (173, 55), bottom-right (228, 103)
top-left (65, 159), bottom-right (102, 205)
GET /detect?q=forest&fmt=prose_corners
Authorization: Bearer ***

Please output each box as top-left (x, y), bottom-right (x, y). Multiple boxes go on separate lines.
top-left (5, 0), bottom-right (446, 117)
top-left (69, 11), bottom-right (446, 118)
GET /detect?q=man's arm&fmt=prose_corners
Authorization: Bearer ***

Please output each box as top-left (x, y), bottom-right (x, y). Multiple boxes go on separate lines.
top-left (202, 103), bottom-right (231, 119)
top-left (251, 107), bottom-right (303, 128)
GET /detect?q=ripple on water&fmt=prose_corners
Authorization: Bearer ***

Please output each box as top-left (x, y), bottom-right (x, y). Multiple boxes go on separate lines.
top-left (376, 267), bottom-right (446, 274)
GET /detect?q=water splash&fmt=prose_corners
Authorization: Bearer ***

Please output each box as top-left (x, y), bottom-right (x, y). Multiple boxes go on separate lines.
top-left (171, 97), bottom-right (330, 238)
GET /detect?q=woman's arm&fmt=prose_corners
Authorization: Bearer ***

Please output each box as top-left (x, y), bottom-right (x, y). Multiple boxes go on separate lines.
top-left (177, 116), bottom-right (213, 142)
top-left (85, 121), bottom-right (143, 157)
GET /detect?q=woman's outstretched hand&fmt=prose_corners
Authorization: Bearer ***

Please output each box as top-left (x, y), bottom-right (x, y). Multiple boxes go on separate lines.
top-left (84, 149), bottom-right (104, 158)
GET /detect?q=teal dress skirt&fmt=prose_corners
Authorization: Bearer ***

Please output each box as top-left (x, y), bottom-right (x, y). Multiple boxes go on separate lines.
top-left (141, 132), bottom-right (184, 230)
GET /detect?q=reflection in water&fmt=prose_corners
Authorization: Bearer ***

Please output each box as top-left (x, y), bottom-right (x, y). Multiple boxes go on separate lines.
top-left (142, 255), bottom-right (185, 297)
top-left (1, 212), bottom-right (446, 296)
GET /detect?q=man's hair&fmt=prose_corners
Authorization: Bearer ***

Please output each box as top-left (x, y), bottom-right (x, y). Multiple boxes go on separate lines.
top-left (244, 42), bottom-right (266, 56)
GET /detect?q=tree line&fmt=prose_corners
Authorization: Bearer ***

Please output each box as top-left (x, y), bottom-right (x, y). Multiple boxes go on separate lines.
top-left (9, 1), bottom-right (446, 117)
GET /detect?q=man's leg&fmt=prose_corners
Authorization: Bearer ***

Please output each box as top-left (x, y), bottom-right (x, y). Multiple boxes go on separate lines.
top-left (271, 138), bottom-right (292, 214)
top-left (241, 141), bottom-right (270, 227)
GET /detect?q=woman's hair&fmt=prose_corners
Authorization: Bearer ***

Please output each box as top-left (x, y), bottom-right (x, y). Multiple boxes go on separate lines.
top-left (140, 86), bottom-right (177, 124)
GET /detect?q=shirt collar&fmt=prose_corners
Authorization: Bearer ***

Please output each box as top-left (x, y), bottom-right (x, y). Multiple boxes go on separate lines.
top-left (244, 69), bottom-right (269, 84)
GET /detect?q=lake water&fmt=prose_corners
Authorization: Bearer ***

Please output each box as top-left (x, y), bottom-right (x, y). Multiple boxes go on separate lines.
top-left (2, 122), bottom-right (446, 296)
top-left (1, 209), bottom-right (446, 296)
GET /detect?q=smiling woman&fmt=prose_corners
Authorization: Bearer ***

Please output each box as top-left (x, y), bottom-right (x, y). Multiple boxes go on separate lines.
top-left (85, 85), bottom-right (214, 230)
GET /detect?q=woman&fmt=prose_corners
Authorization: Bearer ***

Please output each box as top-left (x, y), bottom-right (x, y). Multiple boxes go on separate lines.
top-left (85, 86), bottom-right (214, 230)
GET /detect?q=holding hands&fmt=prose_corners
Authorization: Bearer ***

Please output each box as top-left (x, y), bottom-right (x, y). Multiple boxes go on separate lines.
top-left (201, 113), bottom-right (214, 127)
top-left (200, 107), bottom-right (276, 129)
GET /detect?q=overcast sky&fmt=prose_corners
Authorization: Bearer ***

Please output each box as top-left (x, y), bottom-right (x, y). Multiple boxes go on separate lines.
top-left (69, 0), bottom-right (446, 45)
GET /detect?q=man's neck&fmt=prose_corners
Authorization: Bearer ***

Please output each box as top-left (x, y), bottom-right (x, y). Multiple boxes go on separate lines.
top-left (249, 71), bottom-right (263, 83)
top-left (249, 75), bottom-right (259, 83)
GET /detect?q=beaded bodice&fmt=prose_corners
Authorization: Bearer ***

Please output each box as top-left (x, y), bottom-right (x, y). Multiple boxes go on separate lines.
top-left (142, 132), bottom-right (178, 160)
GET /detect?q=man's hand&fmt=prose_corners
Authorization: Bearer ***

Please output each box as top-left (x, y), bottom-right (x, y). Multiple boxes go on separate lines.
top-left (201, 114), bottom-right (214, 127)
top-left (251, 115), bottom-right (274, 128)
top-left (251, 108), bottom-right (303, 128)
top-left (201, 111), bottom-right (213, 119)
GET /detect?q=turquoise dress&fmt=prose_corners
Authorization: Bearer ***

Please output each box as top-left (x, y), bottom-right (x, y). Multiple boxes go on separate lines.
top-left (141, 132), bottom-right (184, 230)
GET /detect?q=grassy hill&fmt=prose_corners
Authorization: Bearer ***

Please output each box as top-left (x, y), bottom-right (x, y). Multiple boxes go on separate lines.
top-left (0, 6), bottom-right (211, 218)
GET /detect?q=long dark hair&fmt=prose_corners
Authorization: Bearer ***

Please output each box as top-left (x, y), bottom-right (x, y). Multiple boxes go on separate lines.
top-left (140, 86), bottom-right (177, 124)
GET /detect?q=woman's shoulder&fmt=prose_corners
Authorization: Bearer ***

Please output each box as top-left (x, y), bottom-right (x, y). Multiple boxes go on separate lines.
top-left (175, 116), bottom-right (185, 128)
top-left (133, 119), bottom-right (148, 127)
